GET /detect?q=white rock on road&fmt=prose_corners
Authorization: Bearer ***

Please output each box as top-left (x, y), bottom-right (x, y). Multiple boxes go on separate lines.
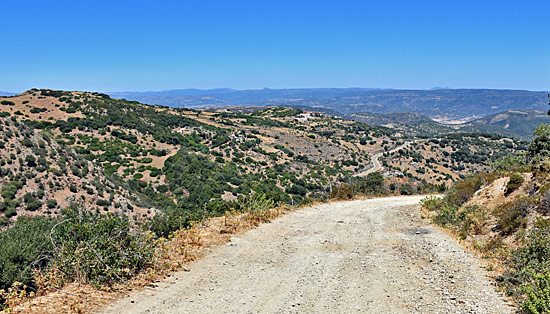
top-left (101, 195), bottom-right (513, 314)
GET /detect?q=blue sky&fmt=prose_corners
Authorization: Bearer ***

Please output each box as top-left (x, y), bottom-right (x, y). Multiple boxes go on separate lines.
top-left (1, 0), bottom-right (549, 92)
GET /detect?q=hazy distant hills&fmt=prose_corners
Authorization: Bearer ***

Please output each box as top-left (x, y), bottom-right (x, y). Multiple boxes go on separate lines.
top-left (462, 110), bottom-right (549, 139)
top-left (0, 91), bottom-right (16, 96)
top-left (346, 112), bottom-right (434, 125)
top-left (109, 88), bottom-right (548, 121)
top-left (346, 109), bottom-right (549, 139)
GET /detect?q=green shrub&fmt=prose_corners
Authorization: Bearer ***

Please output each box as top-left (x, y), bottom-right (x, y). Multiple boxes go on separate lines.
top-left (456, 205), bottom-right (489, 239)
top-left (95, 199), bottom-right (110, 207)
top-left (420, 195), bottom-right (443, 212)
top-left (30, 107), bottom-right (47, 114)
top-left (4, 207), bottom-right (17, 218)
top-left (237, 193), bottom-right (275, 215)
top-left (399, 184), bottom-right (414, 195)
top-left (445, 176), bottom-right (483, 208)
top-left (139, 157), bottom-right (153, 164)
top-left (0, 100), bottom-right (15, 106)
top-left (494, 197), bottom-right (534, 236)
top-left (529, 124), bottom-right (550, 162)
top-left (46, 199), bottom-right (58, 209)
top-left (501, 226), bottom-right (550, 305)
top-left (0, 216), bottom-right (56, 291)
top-left (1, 184), bottom-right (18, 200)
top-left (25, 155), bottom-right (37, 167)
top-left (50, 208), bottom-right (155, 287)
top-left (26, 200), bottom-right (42, 211)
top-left (506, 173), bottom-right (524, 194)
top-left (433, 203), bottom-right (458, 226)
top-left (522, 270), bottom-right (550, 314)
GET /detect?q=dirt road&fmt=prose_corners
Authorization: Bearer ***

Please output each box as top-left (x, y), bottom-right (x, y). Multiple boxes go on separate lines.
top-left (102, 196), bottom-right (512, 314)
top-left (355, 141), bottom-right (414, 177)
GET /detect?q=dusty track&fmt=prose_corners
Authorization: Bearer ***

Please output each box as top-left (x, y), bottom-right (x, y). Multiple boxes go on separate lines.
top-left (101, 196), bottom-right (512, 314)
top-left (354, 141), bottom-right (413, 177)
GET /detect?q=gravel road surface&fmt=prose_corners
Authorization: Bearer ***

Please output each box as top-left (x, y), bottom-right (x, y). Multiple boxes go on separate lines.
top-left (102, 195), bottom-right (512, 314)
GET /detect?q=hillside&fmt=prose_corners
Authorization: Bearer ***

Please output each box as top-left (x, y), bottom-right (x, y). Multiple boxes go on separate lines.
top-left (0, 89), bottom-right (526, 230)
top-left (382, 134), bottom-right (524, 186)
top-left (110, 88), bottom-right (548, 121)
top-left (461, 110), bottom-right (549, 139)
top-left (346, 112), bottom-right (456, 137)
top-left (0, 89), bottom-right (401, 229)
top-left (0, 115), bottom-right (153, 227)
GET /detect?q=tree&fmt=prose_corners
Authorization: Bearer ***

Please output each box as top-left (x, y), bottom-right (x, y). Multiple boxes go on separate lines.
top-left (528, 124), bottom-right (550, 162)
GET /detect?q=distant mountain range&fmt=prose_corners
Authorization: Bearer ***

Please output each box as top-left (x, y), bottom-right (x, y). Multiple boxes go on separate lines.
top-left (109, 88), bottom-right (548, 121)
top-left (0, 91), bottom-right (16, 96)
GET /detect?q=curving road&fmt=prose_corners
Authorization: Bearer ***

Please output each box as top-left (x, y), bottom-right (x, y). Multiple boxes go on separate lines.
top-left (354, 141), bottom-right (414, 177)
top-left (102, 196), bottom-right (511, 314)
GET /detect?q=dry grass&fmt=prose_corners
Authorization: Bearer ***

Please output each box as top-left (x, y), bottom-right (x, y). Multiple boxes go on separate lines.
top-left (1, 205), bottom-right (291, 314)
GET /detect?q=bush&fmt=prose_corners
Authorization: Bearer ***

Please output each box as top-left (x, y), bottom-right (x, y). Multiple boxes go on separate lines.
top-left (494, 197), bottom-right (534, 236)
top-left (1, 184), bottom-right (18, 200)
top-left (399, 184), bottom-right (414, 195)
top-left (329, 172), bottom-right (386, 200)
top-left (445, 176), bottom-right (483, 208)
top-left (0, 216), bottom-right (56, 291)
top-left (26, 200), bottom-right (42, 211)
top-left (529, 124), bottom-right (550, 162)
top-left (506, 173), bottom-right (524, 195)
top-left (46, 199), bottom-right (58, 209)
top-left (95, 199), bottom-right (110, 207)
top-left (4, 207), bottom-right (17, 218)
top-left (139, 158), bottom-right (153, 164)
top-left (500, 226), bottom-right (550, 305)
top-left (0, 101), bottom-right (15, 106)
top-left (25, 155), bottom-right (37, 167)
top-left (50, 208), bottom-right (155, 287)
top-left (456, 205), bottom-right (489, 239)
top-left (522, 270), bottom-right (550, 314)
top-left (30, 107), bottom-right (47, 114)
